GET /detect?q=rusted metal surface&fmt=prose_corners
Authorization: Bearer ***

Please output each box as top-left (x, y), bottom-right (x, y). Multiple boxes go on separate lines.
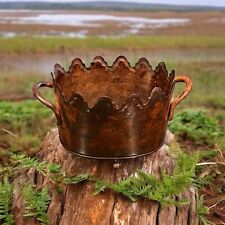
top-left (33, 56), bottom-right (192, 159)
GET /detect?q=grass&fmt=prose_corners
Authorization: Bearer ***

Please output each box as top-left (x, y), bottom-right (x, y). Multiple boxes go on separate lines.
top-left (168, 109), bottom-right (221, 145)
top-left (0, 100), bottom-right (54, 161)
top-left (0, 100), bottom-right (51, 122)
top-left (0, 72), bottom-right (51, 101)
top-left (169, 60), bottom-right (225, 110)
top-left (1, 35), bottom-right (225, 54)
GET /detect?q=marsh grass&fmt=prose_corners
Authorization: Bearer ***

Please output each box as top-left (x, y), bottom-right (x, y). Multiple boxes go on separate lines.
top-left (0, 100), bottom-right (54, 160)
top-left (0, 72), bottom-right (51, 101)
top-left (171, 60), bottom-right (225, 110)
top-left (1, 35), bottom-right (225, 54)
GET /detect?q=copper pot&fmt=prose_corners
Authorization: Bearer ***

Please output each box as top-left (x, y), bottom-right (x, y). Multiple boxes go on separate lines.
top-left (33, 56), bottom-right (192, 159)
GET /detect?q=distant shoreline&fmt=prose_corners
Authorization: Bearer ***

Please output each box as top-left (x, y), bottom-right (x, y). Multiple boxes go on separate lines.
top-left (0, 1), bottom-right (225, 11)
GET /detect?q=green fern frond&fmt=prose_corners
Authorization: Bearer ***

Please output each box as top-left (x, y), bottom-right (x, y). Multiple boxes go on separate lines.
top-left (11, 153), bottom-right (39, 169)
top-left (0, 178), bottom-right (14, 225)
top-left (13, 151), bottom-right (198, 207)
top-left (11, 153), bottom-right (89, 186)
top-left (94, 151), bottom-right (198, 206)
top-left (23, 186), bottom-right (51, 225)
top-left (93, 179), bottom-right (110, 195)
top-left (61, 174), bottom-right (89, 184)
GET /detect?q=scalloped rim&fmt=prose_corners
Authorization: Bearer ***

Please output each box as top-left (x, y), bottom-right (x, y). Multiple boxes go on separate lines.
top-left (53, 55), bottom-right (174, 79)
top-left (56, 84), bottom-right (175, 112)
top-left (53, 56), bottom-right (175, 111)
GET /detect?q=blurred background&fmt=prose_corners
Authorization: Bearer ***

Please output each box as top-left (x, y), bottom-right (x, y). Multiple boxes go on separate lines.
top-left (0, 1), bottom-right (224, 224)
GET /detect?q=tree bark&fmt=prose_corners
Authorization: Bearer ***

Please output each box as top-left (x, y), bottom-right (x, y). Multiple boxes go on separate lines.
top-left (12, 129), bottom-right (199, 225)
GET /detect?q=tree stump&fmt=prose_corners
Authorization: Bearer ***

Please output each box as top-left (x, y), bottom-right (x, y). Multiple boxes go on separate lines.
top-left (12, 129), bottom-right (199, 225)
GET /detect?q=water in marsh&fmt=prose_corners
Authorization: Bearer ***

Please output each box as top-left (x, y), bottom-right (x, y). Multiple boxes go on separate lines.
top-left (0, 10), bottom-right (224, 37)
top-left (1, 48), bottom-right (225, 75)
top-left (0, 10), bottom-right (190, 37)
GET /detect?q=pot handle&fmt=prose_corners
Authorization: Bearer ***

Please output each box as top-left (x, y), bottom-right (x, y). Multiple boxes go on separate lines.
top-left (33, 81), bottom-right (61, 123)
top-left (168, 76), bottom-right (192, 121)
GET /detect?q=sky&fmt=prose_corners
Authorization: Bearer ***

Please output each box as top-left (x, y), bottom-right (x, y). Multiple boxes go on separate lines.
top-left (1, 0), bottom-right (225, 7)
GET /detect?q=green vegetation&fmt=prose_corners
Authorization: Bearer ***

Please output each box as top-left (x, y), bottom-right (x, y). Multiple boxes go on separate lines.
top-left (0, 150), bottom-right (199, 224)
top-left (0, 178), bottom-right (14, 225)
top-left (171, 60), bottom-right (225, 111)
top-left (11, 154), bottom-right (89, 185)
top-left (3, 149), bottom-right (218, 224)
top-left (12, 151), bottom-right (198, 206)
top-left (1, 35), bottom-right (225, 54)
top-left (169, 109), bottom-right (221, 144)
top-left (193, 173), bottom-right (215, 189)
top-left (198, 196), bottom-right (214, 225)
top-left (23, 186), bottom-right (51, 225)
top-left (95, 150), bottom-right (198, 205)
top-left (198, 150), bottom-right (218, 160)
top-left (0, 100), bottom-right (54, 159)
top-left (0, 72), bottom-right (49, 101)
top-left (0, 100), bottom-right (51, 123)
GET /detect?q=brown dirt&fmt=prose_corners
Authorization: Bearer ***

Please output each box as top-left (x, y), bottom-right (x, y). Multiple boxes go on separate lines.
top-left (198, 148), bottom-right (225, 225)
top-left (200, 184), bottom-right (225, 225)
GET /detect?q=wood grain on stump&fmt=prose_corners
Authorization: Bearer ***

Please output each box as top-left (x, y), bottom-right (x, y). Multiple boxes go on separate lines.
top-left (12, 129), bottom-right (199, 225)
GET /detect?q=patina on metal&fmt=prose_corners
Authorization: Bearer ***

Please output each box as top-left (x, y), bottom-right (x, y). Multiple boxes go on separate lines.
top-left (33, 56), bottom-right (192, 159)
